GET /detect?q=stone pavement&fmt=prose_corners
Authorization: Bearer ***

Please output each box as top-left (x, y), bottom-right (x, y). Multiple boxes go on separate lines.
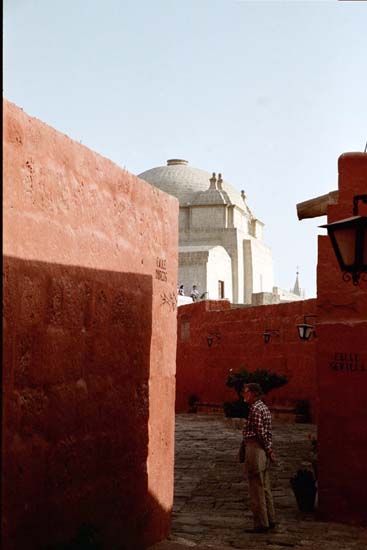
top-left (150, 414), bottom-right (367, 550)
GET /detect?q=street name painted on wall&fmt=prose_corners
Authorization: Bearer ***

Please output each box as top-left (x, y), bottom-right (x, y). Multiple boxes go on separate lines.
top-left (155, 257), bottom-right (167, 282)
top-left (329, 352), bottom-right (366, 372)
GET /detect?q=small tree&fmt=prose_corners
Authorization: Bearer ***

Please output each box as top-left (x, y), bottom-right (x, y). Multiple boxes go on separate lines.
top-left (223, 367), bottom-right (288, 418)
top-left (226, 367), bottom-right (288, 396)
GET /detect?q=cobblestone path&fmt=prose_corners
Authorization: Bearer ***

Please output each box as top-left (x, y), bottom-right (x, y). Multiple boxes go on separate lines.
top-left (150, 414), bottom-right (367, 550)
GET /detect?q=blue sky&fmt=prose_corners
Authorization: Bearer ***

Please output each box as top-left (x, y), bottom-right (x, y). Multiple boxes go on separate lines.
top-left (4, 0), bottom-right (367, 297)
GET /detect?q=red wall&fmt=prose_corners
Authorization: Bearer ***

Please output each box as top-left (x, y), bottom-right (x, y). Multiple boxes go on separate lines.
top-left (176, 298), bottom-right (317, 418)
top-left (316, 153), bottom-right (367, 526)
top-left (2, 100), bottom-right (179, 549)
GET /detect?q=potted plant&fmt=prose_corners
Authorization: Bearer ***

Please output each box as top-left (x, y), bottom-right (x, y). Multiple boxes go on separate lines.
top-left (223, 398), bottom-right (250, 418)
top-left (188, 394), bottom-right (199, 413)
top-left (290, 469), bottom-right (317, 513)
top-left (295, 399), bottom-right (312, 423)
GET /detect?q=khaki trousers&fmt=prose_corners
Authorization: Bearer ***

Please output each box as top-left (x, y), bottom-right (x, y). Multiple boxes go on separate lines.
top-left (245, 441), bottom-right (275, 529)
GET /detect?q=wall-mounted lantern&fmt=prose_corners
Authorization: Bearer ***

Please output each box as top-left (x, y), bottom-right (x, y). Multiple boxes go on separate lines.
top-left (263, 329), bottom-right (280, 344)
top-left (319, 194), bottom-right (367, 285)
top-left (297, 314), bottom-right (317, 341)
top-left (207, 332), bottom-right (221, 347)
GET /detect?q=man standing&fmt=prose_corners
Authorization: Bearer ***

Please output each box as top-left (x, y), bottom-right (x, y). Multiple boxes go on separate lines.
top-left (242, 383), bottom-right (276, 533)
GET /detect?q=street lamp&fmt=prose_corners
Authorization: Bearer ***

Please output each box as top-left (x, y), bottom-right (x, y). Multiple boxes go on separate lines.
top-left (319, 194), bottom-right (367, 285)
top-left (297, 315), bottom-right (317, 341)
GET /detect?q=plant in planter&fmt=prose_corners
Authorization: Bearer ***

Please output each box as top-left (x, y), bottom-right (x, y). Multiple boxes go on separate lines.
top-left (295, 399), bottom-right (312, 423)
top-left (223, 367), bottom-right (288, 418)
top-left (188, 394), bottom-right (200, 413)
top-left (290, 469), bottom-right (317, 513)
top-left (223, 399), bottom-right (250, 418)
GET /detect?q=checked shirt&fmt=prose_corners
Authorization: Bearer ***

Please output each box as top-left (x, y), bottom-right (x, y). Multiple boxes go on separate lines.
top-left (243, 399), bottom-right (273, 452)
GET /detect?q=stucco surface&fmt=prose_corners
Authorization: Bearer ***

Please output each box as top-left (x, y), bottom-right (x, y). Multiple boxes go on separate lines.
top-left (3, 99), bottom-right (179, 549)
top-left (176, 299), bottom-right (317, 418)
top-left (178, 246), bottom-right (232, 301)
top-left (316, 153), bottom-right (367, 526)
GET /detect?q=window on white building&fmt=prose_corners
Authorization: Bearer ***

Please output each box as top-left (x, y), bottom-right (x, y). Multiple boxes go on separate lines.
top-left (218, 280), bottom-right (225, 299)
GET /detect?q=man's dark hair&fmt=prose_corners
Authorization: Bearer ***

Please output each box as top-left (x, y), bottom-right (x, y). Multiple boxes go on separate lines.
top-left (244, 383), bottom-right (263, 398)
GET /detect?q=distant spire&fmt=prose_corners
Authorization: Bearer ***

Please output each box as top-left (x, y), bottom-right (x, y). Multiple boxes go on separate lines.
top-left (293, 267), bottom-right (301, 296)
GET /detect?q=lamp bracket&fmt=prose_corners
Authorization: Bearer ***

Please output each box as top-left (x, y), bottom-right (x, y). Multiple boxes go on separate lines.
top-left (207, 331), bottom-right (221, 347)
top-left (343, 271), bottom-right (367, 286)
top-left (263, 329), bottom-right (280, 344)
top-left (303, 314), bottom-right (317, 322)
top-left (353, 194), bottom-right (367, 215)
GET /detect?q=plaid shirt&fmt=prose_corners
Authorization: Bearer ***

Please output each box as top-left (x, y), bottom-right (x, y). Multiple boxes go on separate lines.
top-left (243, 399), bottom-right (273, 452)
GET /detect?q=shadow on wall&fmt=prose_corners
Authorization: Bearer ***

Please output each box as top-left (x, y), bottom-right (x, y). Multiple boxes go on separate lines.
top-left (2, 256), bottom-right (170, 550)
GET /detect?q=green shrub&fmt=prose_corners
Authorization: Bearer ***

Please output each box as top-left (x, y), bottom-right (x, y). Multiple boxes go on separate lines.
top-left (223, 367), bottom-right (288, 418)
top-left (226, 367), bottom-right (288, 397)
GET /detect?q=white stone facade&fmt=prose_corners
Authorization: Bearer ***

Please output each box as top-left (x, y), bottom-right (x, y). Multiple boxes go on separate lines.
top-left (178, 245), bottom-right (233, 301)
top-left (138, 159), bottom-right (297, 305)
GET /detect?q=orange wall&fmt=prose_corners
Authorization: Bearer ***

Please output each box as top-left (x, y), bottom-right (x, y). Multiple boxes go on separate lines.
top-left (316, 153), bottom-right (367, 526)
top-left (176, 298), bottom-right (317, 418)
top-left (2, 100), bottom-right (179, 549)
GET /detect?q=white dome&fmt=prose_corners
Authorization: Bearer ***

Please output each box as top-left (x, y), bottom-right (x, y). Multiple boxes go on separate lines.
top-left (137, 159), bottom-right (246, 209)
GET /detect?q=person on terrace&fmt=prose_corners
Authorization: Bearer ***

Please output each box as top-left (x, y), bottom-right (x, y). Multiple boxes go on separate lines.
top-left (190, 284), bottom-right (200, 302)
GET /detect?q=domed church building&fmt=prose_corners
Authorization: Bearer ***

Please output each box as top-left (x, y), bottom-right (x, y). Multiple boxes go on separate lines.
top-left (138, 159), bottom-right (280, 305)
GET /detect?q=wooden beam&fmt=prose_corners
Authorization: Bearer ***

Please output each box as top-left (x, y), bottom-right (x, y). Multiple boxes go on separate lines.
top-left (297, 190), bottom-right (339, 220)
